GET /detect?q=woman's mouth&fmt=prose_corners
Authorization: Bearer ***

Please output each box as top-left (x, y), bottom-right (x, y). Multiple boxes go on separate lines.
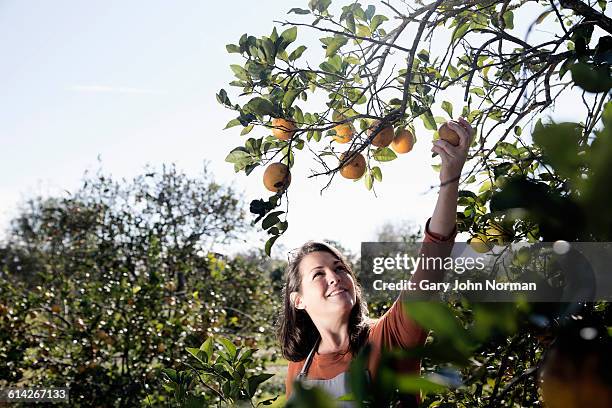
top-left (327, 289), bottom-right (346, 297)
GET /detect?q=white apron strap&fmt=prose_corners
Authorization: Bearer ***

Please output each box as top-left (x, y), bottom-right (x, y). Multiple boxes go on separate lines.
top-left (297, 337), bottom-right (320, 379)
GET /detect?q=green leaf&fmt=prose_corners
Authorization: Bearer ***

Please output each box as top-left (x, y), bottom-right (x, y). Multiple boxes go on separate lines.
top-left (441, 101), bottom-right (453, 118)
top-left (216, 89), bottom-right (231, 107)
top-left (288, 8), bottom-right (310, 15)
top-left (224, 118), bottom-right (241, 129)
top-left (261, 37), bottom-right (276, 63)
top-left (230, 64), bottom-right (249, 81)
top-left (571, 62), bottom-right (612, 93)
top-left (598, 0), bottom-right (607, 12)
top-left (218, 337), bottom-right (237, 359)
top-left (345, 55), bottom-right (360, 65)
top-left (289, 45), bottom-right (307, 61)
top-left (240, 124), bottom-right (254, 136)
top-left (478, 179), bottom-right (492, 193)
top-left (356, 24), bottom-right (371, 38)
top-left (533, 122), bottom-right (583, 180)
top-left (293, 105), bottom-right (304, 124)
top-left (226, 44), bottom-right (241, 53)
top-left (280, 27), bottom-right (297, 45)
top-left (247, 373), bottom-right (275, 398)
top-left (502, 11), bottom-right (514, 30)
top-left (371, 166), bottom-right (382, 182)
top-left (365, 4), bottom-right (375, 20)
top-left (373, 147), bottom-right (397, 162)
top-left (262, 211), bottom-right (283, 229)
top-left (364, 172), bottom-right (373, 190)
top-left (265, 235), bottom-right (278, 256)
top-left (225, 148), bottom-right (251, 166)
top-left (514, 125), bottom-right (522, 136)
top-left (270, 27), bottom-right (279, 42)
top-left (451, 22), bottom-right (470, 44)
top-left (309, 0), bottom-right (331, 13)
top-left (420, 110), bottom-right (437, 130)
top-left (186, 347), bottom-right (205, 363)
top-left (395, 374), bottom-right (449, 395)
top-left (283, 88), bottom-right (301, 109)
top-left (327, 55), bottom-right (342, 71)
top-left (370, 15), bottom-right (388, 31)
top-left (244, 97), bottom-right (275, 116)
top-left (458, 190), bottom-right (477, 199)
top-left (417, 49), bottom-right (429, 62)
top-left (346, 13), bottom-right (356, 33)
top-left (470, 87), bottom-right (485, 97)
top-left (200, 337), bottom-right (214, 362)
top-left (321, 36), bottom-right (348, 57)
top-left (162, 368), bottom-right (178, 383)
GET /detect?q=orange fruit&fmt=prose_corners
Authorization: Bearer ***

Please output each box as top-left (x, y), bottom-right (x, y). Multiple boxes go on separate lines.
top-left (271, 118), bottom-right (297, 141)
top-left (469, 235), bottom-right (492, 253)
top-left (391, 129), bottom-right (415, 153)
top-left (339, 152), bottom-right (366, 179)
top-left (367, 120), bottom-right (394, 147)
top-left (263, 163), bottom-right (291, 192)
top-left (333, 124), bottom-right (354, 144)
top-left (439, 123), bottom-right (460, 146)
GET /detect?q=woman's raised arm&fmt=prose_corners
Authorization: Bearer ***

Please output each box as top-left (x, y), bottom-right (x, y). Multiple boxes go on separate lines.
top-left (428, 117), bottom-right (474, 237)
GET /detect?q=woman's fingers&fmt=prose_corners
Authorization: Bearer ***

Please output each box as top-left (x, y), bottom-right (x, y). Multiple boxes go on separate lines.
top-left (447, 121), bottom-right (470, 150)
top-left (457, 117), bottom-right (475, 145)
top-left (431, 145), bottom-right (451, 163)
top-left (458, 117), bottom-right (473, 135)
top-left (433, 140), bottom-right (456, 158)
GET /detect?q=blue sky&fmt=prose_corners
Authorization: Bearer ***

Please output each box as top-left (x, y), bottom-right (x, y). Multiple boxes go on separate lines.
top-left (0, 1), bottom-right (599, 255)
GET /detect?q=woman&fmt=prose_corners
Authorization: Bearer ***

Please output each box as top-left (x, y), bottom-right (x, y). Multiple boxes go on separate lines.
top-left (278, 117), bottom-right (474, 405)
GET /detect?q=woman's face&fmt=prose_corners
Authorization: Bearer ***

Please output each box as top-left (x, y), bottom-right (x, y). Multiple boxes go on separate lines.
top-left (291, 251), bottom-right (357, 320)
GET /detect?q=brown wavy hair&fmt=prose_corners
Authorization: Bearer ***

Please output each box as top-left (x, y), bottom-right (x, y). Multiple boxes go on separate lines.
top-left (277, 241), bottom-right (371, 362)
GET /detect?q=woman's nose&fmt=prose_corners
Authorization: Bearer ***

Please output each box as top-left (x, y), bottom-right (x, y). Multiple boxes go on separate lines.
top-left (327, 270), bottom-right (341, 285)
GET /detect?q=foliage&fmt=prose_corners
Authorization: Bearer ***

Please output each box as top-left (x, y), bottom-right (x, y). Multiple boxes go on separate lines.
top-left (220, 0), bottom-right (611, 251)
top-left (162, 337), bottom-right (277, 407)
top-left (0, 165), bottom-right (280, 406)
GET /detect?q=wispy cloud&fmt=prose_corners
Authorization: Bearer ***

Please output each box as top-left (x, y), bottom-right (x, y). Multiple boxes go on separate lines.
top-left (68, 85), bottom-right (166, 95)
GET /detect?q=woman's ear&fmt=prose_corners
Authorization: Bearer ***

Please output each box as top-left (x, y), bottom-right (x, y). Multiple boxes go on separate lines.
top-left (290, 291), bottom-right (305, 310)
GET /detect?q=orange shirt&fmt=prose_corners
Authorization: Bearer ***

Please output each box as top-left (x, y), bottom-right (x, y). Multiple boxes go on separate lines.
top-left (285, 219), bottom-right (456, 397)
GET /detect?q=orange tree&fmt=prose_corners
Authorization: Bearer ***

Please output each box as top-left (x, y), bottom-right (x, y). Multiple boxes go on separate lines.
top-left (217, 0), bottom-right (612, 406)
top-left (221, 0), bottom-right (611, 251)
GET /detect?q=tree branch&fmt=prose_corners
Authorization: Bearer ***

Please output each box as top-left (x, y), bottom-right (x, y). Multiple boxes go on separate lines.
top-left (400, 0), bottom-right (445, 115)
top-left (559, 0), bottom-right (612, 34)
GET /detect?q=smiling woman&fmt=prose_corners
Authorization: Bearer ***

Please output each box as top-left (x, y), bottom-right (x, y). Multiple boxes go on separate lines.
top-left (279, 230), bottom-right (456, 406)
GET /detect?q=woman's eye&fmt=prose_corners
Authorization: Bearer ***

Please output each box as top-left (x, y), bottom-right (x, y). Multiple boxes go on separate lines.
top-left (336, 266), bottom-right (347, 273)
top-left (313, 271), bottom-right (323, 278)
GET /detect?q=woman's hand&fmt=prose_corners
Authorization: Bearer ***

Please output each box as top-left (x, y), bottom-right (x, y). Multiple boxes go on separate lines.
top-left (431, 117), bottom-right (474, 186)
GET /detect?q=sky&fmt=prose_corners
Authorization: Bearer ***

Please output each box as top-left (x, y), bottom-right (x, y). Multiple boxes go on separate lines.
top-left (0, 0), bottom-right (603, 257)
